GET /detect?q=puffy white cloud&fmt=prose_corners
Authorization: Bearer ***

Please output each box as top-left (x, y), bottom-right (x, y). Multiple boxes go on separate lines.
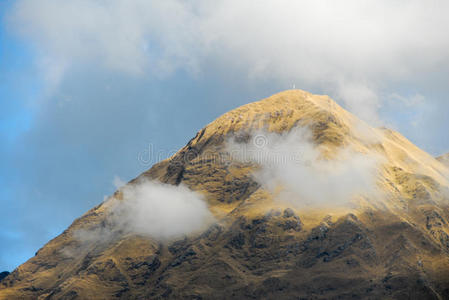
top-left (70, 178), bottom-right (214, 248)
top-left (109, 179), bottom-right (214, 240)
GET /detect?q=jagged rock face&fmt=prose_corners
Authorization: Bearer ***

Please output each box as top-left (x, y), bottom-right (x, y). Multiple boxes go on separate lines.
top-left (1, 90), bottom-right (449, 299)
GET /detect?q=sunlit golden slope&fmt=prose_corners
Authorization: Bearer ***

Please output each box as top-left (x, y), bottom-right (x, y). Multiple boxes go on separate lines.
top-left (437, 153), bottom-right (449, 168)
top-left (1, 90), bottom-right (449, 299)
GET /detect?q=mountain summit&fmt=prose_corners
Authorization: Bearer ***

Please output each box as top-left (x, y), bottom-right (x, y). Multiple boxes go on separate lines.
top-left (1, 90), bottom-right (449, 299)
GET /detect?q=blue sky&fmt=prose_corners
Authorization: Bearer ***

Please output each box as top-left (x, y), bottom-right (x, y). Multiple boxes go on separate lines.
top-left (0, 3), bottom-right (35, 142)
top-left (0, 0), bottom-right (40, 269)
top-left (1, 1), bottom-right (448, 271)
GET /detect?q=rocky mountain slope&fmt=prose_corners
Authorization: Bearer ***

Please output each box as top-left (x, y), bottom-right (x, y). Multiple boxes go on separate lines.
top-left (1, 90), bottom-right (449, 299)
top-left (437, 153), bottom-right (449, 168)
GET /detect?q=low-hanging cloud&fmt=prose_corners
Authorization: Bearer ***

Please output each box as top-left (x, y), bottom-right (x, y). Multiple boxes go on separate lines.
top-left (72, 179), bottom-right (215, 247)
top-left (227, 127), bottom-right (382, 208)
top-left (109, 179), bottom-right (214, 239)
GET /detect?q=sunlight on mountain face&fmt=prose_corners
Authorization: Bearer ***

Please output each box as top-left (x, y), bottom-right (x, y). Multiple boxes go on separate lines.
top-left (2, 90), bottom-right (449, 299)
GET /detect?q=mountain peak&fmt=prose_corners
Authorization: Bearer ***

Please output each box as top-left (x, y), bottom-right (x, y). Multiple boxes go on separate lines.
top-left (185, 90), bottom-right (355, 154)
top-left (2, 90), bottom-right (449, 299)
top-left (210, 89), bottom-right (348, 132)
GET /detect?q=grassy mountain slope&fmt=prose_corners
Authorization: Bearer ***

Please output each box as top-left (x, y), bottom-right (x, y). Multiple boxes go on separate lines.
top-left (1, 90), bottom-right (449, 299)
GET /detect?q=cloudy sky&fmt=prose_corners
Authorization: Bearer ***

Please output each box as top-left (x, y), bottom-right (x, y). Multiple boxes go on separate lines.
top-left (1, 0), bottom-right (448, 271)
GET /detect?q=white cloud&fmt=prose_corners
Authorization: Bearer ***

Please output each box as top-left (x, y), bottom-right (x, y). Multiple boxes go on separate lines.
top-left (227, 128), bottom-right (382, 208)
top-left (109, 179), bottom-right (214, 240)
top-left (112, 175), bottom-right (126, 189)
top-left (8, 0), bottom-right (449, 130)
top-left (9, 0), bottom-right (202, 77)
top-left (68, 179), bottom-right (214, 250)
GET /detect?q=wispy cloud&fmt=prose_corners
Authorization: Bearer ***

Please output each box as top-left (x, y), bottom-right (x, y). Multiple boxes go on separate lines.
top-left (227, 127), bottom-right (382, 208)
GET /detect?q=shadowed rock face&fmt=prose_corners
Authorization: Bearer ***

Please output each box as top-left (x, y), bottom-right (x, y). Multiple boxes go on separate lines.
top-left (0, 273), bottom-right (8, 283)
top-left (1, 90), bottom-right (449, 299)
